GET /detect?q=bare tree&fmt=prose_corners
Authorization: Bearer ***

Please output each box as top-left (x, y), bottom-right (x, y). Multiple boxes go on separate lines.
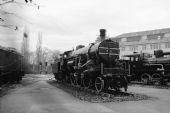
top-left (40, 47), bottom-right (60, 74)
top-left (41, 47), bottom-right (60, 64)
top-left (0, 0), bottom-right (40, 30)
top-left (51, 50), bottom-right (60, 62)
top-left (0, 0), bottom-right (39, 7)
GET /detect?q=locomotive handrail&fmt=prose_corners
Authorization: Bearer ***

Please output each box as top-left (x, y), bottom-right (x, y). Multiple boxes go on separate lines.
top-left (109, 48), bottom-right (120, 50)
top-left (143, 63), bottom-right (164, 67)
top-left (99, 47), bottom-right (119, 50)
top-left (99, 53), bottom-right (119, 55)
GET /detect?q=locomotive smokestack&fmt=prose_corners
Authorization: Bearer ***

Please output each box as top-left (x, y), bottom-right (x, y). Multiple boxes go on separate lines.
top-left (100, 29), bottom-right (106, 41)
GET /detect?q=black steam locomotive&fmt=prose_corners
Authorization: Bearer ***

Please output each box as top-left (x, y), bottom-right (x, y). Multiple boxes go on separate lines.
top-left (123, 50), bottom-right (170, 85)
top-left (52, 29), bottom-right (128, 92)
top-left (0, 46), bottom-right (24, 85)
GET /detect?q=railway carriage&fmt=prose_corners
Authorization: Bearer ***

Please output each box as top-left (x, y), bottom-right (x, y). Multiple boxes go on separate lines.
top-left (0, 46), bottom-right (24, 84)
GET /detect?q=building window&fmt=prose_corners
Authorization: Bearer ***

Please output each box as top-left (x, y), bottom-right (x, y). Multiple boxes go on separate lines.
top-left (147, 33), bottom-right (164, 40)
top-left (127, 36), bottom-right (141, 42)
top-left (112, 38), bottom-right (121, 43)
top-left (165, 42), bottom-right (170, 48)
top-left (159, 44), bottom-right (161, 49)
top-left (142, 45), bottom-right (146, 50)
top-left (121, 47), bottom-right (125, 51)
top-left (150, 43), bottom-right (161, 50)
top-left (129, 45), bottom-right (138, 51)
top-left (121, 38), bottom-right (127, 42)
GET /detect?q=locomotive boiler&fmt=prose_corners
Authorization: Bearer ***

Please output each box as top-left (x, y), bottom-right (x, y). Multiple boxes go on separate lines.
top-left (0, 46), bottom-right (24, 85)
top-left (52, 29), bottom-right (128, 92)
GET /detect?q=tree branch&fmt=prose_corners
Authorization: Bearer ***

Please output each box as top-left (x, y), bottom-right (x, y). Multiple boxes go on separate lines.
top-left (0, 9), bottom-right (34, 24)
top-left (0, 24), bottom-right (24, 31)
top-left (0, 0), bottom-right (14, 6)
top-left (0, 0), bottom-right (40, 9)
top-left (0, 24), bottom-right (16, 30)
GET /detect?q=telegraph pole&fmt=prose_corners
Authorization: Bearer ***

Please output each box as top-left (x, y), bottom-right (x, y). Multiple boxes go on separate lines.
top-left (21, 27), bottom-right (29, 73)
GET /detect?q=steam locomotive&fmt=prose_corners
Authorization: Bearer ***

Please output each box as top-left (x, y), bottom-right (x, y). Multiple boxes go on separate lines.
top-left (123, 50), bottom-right (170, 85)
top-left (0, 46), bottom-right (24, 85)
top-left (52, 29), bottom-right (128, 92)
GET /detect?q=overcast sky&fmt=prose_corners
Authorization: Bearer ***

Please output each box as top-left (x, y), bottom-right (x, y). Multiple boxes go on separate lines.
top-left (0, 0), bottom-right (170, 52)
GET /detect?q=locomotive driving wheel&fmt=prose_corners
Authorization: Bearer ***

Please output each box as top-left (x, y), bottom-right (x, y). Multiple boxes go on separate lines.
top-left (70, 74), bottom-right (77, 86)
top-left (95, 77), bottom-right (104, 93)
top-left (82, 76), bottom-right (91, 89)
top-left (70, 73), bottom-right (81, 86)
top-left (141, 73), bottom-right (151, 84)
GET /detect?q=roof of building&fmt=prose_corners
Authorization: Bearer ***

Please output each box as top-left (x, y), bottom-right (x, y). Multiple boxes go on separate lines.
top-left (114, 28), bottom-right (170, 38)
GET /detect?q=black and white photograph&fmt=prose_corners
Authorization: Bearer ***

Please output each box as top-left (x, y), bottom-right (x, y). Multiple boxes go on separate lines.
top-left (0, 0), bottom-right (170, 113)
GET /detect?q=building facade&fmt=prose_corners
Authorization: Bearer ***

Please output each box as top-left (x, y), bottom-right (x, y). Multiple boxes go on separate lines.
top-left (112, 28), bottom-right (170, 58)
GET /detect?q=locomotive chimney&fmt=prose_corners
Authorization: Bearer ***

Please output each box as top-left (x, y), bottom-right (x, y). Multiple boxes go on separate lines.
top-left (100, 29), bottom-right (106, 41)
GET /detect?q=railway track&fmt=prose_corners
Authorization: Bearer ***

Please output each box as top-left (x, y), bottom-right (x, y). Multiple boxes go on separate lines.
top-left (0, 82), bottom-right (16, 97)
top-left (130, 81), bottom-right (170, 89)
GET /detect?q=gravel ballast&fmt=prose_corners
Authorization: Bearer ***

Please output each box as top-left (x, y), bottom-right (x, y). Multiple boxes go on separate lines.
top-left (48, 81), bottom-right (154, 103)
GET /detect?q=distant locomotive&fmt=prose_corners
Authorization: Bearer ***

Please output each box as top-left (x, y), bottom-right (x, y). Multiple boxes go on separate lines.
top-left (52, 29), bottom-right (128, 92)
top-left (123, 50), bottom-right (170, 85)
top-left (0, 46), bottom-right (24, 85)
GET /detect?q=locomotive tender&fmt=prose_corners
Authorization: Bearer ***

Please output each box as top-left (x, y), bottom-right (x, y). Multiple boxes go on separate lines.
top-left (0, 46), bottom-right (24, 85)
top-left (52, 29), bottom-right (128, 92)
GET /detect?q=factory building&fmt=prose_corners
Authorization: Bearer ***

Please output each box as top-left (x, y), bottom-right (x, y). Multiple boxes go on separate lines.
top-left (112, 28), bottom-right (170, 58)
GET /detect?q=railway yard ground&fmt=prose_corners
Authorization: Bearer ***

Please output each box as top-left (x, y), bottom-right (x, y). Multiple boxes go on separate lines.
top-left (0, 74), bottom-right (170, 113)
